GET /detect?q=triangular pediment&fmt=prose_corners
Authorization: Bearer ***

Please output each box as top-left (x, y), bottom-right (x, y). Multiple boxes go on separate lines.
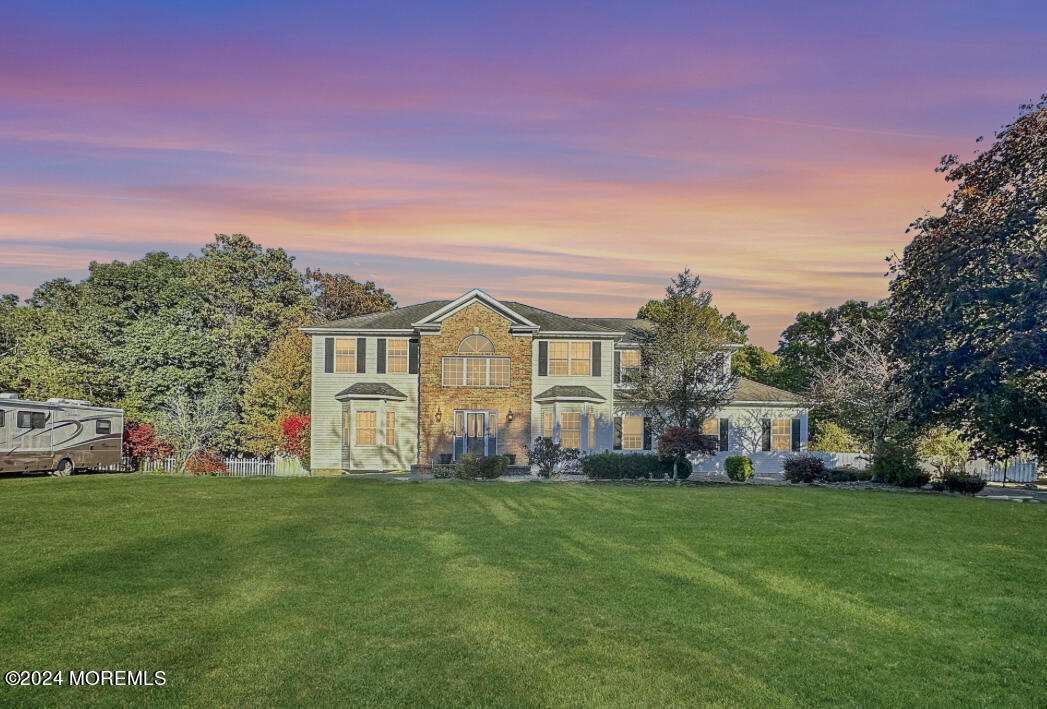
top-left (411, 289), bottom-right (539, 331)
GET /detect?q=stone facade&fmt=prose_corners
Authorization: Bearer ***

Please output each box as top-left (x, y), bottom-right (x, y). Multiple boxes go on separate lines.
top-left (418, 302), bottom-right (532, 464)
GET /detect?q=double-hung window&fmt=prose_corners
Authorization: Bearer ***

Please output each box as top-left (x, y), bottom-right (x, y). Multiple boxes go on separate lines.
top-left (622, 416), bottom-right (644, 450)
top-left (701, 418), bottom-right (719, 436)
top-left (771, 418), bottom-right (791, 451)
top-left (386, 411), bottom-right (396, 446)
top-left (560, 413), bottom-right (581, 449)
top-left (335, 338), bottom-right (356, 373)
top-left (386, 338), bottom-right (409, 373)
top-left (620, 349), bottom-right (641, 381)
top-left (356, 410), bottom-right (377, 446)
top-left (549, 341), bottom-right (591, 376)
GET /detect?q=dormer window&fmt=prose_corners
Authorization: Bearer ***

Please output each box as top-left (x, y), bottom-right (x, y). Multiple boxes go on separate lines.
top-left (458, 334), bottom-right (495, 354)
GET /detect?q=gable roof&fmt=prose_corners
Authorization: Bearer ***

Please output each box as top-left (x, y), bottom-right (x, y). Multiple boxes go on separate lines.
top-left (303, 291), bottom-right (625, 335)
top-left (502, 302), bottom-right (620, 334)
top-left (412, 289), bottom-right (539, 331)
top-left (575, 317), bottom-right (651, 343)
top-left (733, 377), bottom-right (802, 404)
top-left (305, 300), bottom-right (449, 331)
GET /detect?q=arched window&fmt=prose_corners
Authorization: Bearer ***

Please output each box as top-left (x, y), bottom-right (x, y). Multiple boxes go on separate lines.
top-left (458, 334), bottom-right (495, 354)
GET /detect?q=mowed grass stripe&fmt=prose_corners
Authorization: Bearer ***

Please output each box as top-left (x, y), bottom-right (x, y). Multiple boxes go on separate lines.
top-left (0, 476), bottom-right (1043, 707)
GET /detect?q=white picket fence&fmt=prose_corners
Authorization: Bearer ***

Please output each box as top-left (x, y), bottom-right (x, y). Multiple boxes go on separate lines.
top-left (810, 451), bottom-right (1039, 483)
top-left (126, 456), bottom-right (308, 477)
top-left (811, 452), bottom-right (871, 470)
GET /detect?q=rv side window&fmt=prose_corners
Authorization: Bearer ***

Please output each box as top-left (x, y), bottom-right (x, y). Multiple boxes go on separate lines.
top-left (96, 419), bottom-right (112, 434)
top-left (18, 411), bottom-right (46, 429)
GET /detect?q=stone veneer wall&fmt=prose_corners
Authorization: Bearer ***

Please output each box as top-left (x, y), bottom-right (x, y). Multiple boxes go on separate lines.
top-left (418, 302), bottom-right (533, 464)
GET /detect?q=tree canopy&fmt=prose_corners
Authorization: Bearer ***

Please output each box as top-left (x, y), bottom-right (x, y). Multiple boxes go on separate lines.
top-left (889, 96), bottom-right (1047, 459)
top-left (774, 299), bottom-right (890, 393)
top-left (0, 234), bottom-right (395, 456)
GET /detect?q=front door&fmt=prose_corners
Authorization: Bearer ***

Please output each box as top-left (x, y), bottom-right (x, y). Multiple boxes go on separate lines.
top-left (453, 410), bottom-right (495, 459)
top-left (466, 412), bottom-right (486, 456)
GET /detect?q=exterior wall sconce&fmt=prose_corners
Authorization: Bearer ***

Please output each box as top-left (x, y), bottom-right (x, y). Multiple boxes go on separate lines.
top-left (435, 408), bottom-right (443, 423)
top-left (506, 407), bottom-right (514, 423)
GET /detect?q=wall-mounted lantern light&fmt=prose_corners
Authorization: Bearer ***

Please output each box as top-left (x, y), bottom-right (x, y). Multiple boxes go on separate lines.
top-left (506, 407), bottom-right (514, 423)
top-left (435, 408), bottom-right (443, 423)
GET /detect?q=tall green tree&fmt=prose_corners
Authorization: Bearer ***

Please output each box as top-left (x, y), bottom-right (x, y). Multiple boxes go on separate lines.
top-left (623, 270), bottom-right (737, 478)
top-left (239, 327), bottom-right (312, 457)
top-left (774, 299), bottom-right (890, 392)
top-left (0, 234), bottom-right (398, 456)
top-left (187, 234), bottom-right (312, 403)
top-left (637, 299), bottom-right (748, 344)
top-left (889, 96), bottom-right (1047, 459)
top-left (306, 269), bottom-right (396, 322)
top-left (731, 344), bottom-right (787, 388)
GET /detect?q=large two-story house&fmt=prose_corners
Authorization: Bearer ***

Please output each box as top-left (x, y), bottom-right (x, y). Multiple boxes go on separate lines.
top-left (303, 289), bottom-right (808, 474)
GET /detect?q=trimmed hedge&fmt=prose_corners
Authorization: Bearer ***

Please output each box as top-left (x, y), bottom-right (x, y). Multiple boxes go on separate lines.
top-left (454, 454), bottom-right (508, 480)
top-left (783, 455), bottom-right (827, 483)
top-left (826, 465), bottom-right (874, 482)
top-left (582, 453), bottom-right (687, 480)
top-left (942, 473), bottom-right (987, 495)
top-left (725, 456), bottom-right (754, 482)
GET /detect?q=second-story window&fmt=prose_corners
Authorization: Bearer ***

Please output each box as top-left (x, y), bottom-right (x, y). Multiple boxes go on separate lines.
top-left (549, 341), bottom-right (591, 376)
top-left (442, 357), bottom-right (511, 387)
top-left (387, 338), bottom-right (409, 373)
top-left (620, 350), bottom-right (641, 382)
top-left (335, 338), bottom-right (356, 373)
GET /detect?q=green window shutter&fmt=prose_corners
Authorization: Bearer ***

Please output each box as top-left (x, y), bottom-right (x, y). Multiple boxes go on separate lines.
top-left (324, 338), bottom-right (334, 373)
top-left (356, 337), bottom-right (367, 373)
top-left (376, 338), bottom-right (387, 374)
top-left (719, 418), bottom-right (729, 452)
top-left (614, 350), bottom-right (621, 384)
top-left (643, 417), bottom-right (652, 450)
top-left (591, 341), bottom-right (601, 377)
top-left (762, 419), bottom-right (771, 451)
top-left (791, 418), bottom-right (801, 451)
top-left (538, 341), bottom-right (548, 376)
top-left (408, 339), bottom-right (419, 374)
top-left (613, 416), bottom-right (622, 450)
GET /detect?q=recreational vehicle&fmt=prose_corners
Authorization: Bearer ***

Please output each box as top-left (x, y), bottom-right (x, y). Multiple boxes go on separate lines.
top-left (0, 394), bottom-right (124, 475)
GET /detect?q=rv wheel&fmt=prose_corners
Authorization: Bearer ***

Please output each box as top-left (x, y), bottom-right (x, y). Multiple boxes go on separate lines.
top-left (53, 459), bottom-right (73, 477)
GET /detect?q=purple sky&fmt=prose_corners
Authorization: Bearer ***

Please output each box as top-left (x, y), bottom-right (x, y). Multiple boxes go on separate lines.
top-left (2, 1), bottom-right (1044, 346)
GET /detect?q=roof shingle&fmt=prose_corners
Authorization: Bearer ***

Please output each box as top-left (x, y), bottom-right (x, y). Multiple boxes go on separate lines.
top-left (334, 382), bottom-right (408, 400)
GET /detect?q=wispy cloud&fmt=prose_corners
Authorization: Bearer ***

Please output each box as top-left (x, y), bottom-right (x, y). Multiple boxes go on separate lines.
top-left (2, 1), bottom-right (1044, 345)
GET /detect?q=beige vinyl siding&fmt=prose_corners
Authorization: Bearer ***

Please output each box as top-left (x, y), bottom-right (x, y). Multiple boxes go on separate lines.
top-left (614, 403), bottom-right (808, 459)
top-left (531, 337), bottom-right (616, 454)
top-left (310, 335), bottom-right (419, 472)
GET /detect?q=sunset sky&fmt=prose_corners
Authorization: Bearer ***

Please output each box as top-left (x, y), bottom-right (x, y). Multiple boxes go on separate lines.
top-left (2, 1), bottom-right (1045, 346)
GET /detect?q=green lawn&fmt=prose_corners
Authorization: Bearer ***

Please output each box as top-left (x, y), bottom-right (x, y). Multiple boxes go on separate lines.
top-left (1, 476), bottom-right (1044, 707)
